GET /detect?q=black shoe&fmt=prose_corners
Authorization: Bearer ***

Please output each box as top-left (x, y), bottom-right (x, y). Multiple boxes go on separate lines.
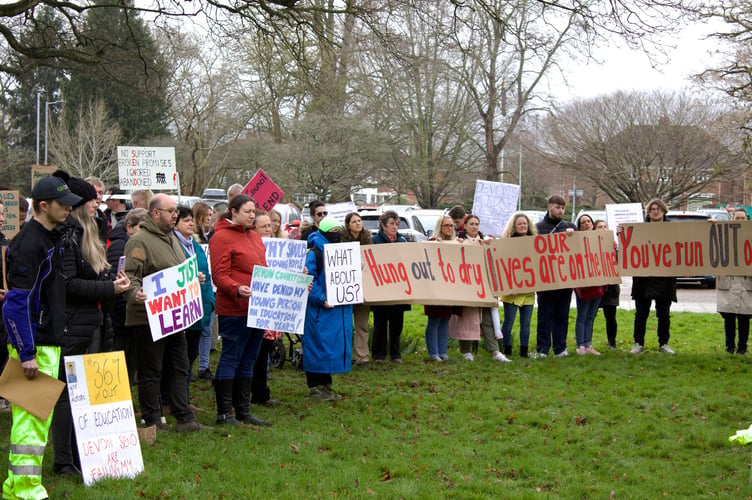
top-left (198, 368), bottom-right (213, 380)
top-left (737, 348), bottom-right (747, 355)
top-left (238, 414), bottom-right (271, 426)
top-left (215, 413), bottom-right (241, 426)
top-left (54, 463), bottom-right (82, 480)
top-left (726, 348), bottom-right (735, 354)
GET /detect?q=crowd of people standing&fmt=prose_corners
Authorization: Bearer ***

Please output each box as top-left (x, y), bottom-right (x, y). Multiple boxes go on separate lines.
top-left (1, 177), bottom-right (747, 498)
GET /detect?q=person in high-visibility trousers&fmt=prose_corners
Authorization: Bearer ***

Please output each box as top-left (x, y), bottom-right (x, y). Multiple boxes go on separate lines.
top-left (2, 176), bottom-right (81, 498)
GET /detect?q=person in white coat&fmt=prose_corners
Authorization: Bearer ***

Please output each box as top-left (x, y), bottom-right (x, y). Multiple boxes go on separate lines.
top-left (716, 209), bottom-right (751, 355)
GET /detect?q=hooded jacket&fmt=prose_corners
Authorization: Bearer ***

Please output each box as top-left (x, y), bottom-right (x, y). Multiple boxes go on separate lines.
top-left (303, 230), bottom-right (353, 374)
top-left (124, 215), bottom-right (186, 327)
top-left (209, 217), bottom-right (267, 317)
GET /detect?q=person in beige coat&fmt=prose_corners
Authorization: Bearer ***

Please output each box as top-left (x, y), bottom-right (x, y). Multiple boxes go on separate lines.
top-left (716, 209), bottom-right (751, 355)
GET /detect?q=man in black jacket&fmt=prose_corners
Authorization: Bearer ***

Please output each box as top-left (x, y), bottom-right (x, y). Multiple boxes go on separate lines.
top-left (534, 194), bottom-right (577, 358)
top-left (2, 176), bottom-right (81, 497)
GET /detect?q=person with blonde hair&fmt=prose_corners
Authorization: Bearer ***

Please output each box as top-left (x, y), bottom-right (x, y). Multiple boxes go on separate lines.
top-left (500, 212), bottom-right (538, 358)
top-left (423, 216), bottom-right (455, 361)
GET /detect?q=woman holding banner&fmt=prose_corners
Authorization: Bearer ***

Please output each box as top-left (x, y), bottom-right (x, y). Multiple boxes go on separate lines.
top-left (500, 213), bottom-right (538, 358)
top-left (716, 209), bottom-right (751, 355)
top-left (455, 214), bottom-right (509, 363)
top-left (371, 211), bottom-right (409, 363)
top-left (52, 172), bottom-right (130, 478)
top-left (594, 219), bottom-right (621, 349)
top-left (304, 216), bottom-right (353, 399)
top-left (574, 214), bottom-right (604, 356)
top-left (423, 216), bottom-right (455, 361)
top-left (209, 194), bottom-right (270, 427)
top-left (342, 212), bottom-right (373, 366)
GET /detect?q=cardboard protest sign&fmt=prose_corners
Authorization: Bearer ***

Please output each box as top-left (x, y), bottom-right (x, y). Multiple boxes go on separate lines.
top-left (324, 242), bottom-right (363, 305)
top-left (117, 146), bottom-right (177, 191)
top-left (484, 230), bottom-right (620, 295)
top-left (325, 202), bottom-right (357, 224)
top-left (247, 266), bottom-right (312, 334)
top-left (361, 242), bottom-right (498, 306)
top-left (617, 220), bottom-right (752, 277)
top-left (263, 237), bottom-right (307, 272)
top-left (242, 169), bottom-right (284, 212)
top-left (65, 351), bottom-right (144, 486)
top-left (471, 180), bottom-right (520, 237)
top-left (0, 190), bottom-right (21, 239)
top-left (142, 256), bottom-right (203, 341)
top-left (31, 165), bottom-right (57, 187)
top-left (0, 357), bottom-right (64, 420)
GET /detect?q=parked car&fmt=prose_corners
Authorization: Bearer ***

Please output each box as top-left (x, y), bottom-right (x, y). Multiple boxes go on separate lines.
top-left (408, 209), bottom-right (446, 238)
top-left (271, 203), bottom-right (302, 233)
top-left (665, 211), bottom-right (716, 288)
top-left (574, 209), bottom-right (607, 225)
top-left (201, 188), bottom-right (226, 200)
top-left (360, 212), bottom-right (428, 242)
top-left (696, 208), bottom-right (730, 221)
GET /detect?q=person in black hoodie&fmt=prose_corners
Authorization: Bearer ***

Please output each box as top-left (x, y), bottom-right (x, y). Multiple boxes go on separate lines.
top-left (49, 171), bottom-right (130, 479)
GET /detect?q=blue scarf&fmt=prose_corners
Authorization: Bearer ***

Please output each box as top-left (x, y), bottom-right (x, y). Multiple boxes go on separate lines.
top-left (174, 230), bottom-right (195, 257)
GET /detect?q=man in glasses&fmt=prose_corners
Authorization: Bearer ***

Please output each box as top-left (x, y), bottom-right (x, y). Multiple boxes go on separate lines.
top-left (124, 194), bottom-right (210, 433)
top-left (301, 199), bottom-right (327, 244)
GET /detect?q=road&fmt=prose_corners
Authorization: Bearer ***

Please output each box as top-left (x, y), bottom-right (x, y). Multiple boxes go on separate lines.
top-left (614, 277), bottom-right (717, 313)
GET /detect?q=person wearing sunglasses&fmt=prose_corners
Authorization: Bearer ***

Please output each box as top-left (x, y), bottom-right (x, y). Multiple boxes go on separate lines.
top-left (301, 199), bottom-right (327, 244)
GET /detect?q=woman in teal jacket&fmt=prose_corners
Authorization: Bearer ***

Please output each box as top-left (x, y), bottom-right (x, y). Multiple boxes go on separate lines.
top-left (304, 217), bottom-right (353, 400)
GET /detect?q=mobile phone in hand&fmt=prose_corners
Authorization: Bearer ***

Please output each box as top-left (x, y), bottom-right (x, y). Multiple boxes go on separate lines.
top-left (117, 255), bottom-right (126, 274)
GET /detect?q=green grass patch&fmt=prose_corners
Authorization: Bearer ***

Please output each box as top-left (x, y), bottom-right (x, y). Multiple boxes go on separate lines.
top-left (2, 308), bottom-right (752, 497)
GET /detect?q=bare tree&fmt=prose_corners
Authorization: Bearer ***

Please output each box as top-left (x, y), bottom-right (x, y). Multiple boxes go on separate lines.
top-left (48, 99), bottom-right (122, 182)
top-left (541, 90), bottom-right (737, 206)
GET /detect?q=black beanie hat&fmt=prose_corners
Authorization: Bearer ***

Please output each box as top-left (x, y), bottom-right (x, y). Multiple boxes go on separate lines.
top-left (53, 170), bottom-right (97, 209)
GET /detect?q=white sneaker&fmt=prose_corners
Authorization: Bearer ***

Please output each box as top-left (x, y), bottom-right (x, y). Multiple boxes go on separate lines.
top-left (462, 352), bottom-right (474, 361)
top-left (554, 350), bottom-right (569, 358)
top-left (631, 343), bottom-right (644, 354)
top-left (530, 351), bottom-right (547, 359)
top-left (492, 352), bottom-right (512, 363)
top-left (430, 355), bottom-right (443, 362)
top-left (576, 346), bottom-right (587, 356)
top-left (658, 344), bottom-right (675, 354)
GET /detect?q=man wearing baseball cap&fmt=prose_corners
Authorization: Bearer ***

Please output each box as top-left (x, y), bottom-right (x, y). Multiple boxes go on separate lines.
top-left (2, 176), bottom-right (81, 497)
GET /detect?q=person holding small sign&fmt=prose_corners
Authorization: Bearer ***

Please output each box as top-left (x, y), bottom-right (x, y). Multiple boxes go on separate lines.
top-left (209, 194), bottom-right (270, 426)
top-left (304, 216), bottom-right (353, 399)
top-left (341, 212), bottom-right (373, 366)
top-left (630, 198), bottom-right (677, 355)
top-left (716, 209), bottom-right (750, 355)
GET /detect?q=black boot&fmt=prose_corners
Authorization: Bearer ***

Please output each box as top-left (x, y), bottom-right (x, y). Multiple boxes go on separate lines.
top-left (214, 379), bottom-right (240, 426)
top-left (519, 346), bottom-right (528, 358)
top-left (503, 345), bottom-right (513, 356)
top-left (233, 377), bottom-right (270, 427)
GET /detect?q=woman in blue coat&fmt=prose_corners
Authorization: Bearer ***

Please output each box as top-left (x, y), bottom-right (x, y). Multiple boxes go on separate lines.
top-left (304, 216), bottom-right (353, 400)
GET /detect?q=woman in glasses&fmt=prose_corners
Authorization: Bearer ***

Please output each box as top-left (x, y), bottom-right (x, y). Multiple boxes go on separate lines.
top-left (341, 212), bottom-right (373, 366)
top-left (423, 216), bottom-right (455, 361)
top-left (301, 199), bottom-right (326, 244)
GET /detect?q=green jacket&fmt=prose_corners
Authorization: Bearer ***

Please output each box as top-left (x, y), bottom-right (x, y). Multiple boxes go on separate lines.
top-left (124, 215), bottom-right (186, 327)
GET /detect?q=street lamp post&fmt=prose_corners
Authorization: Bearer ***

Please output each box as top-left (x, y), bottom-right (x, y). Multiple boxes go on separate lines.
top-left (35, 88), bottom-right (43, 165)
top-left (44, 100), bottom-right (64, 165)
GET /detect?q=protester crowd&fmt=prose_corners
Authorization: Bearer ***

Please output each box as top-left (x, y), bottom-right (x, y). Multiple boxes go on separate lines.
top-left (0, 177), bottom-right (747, 497)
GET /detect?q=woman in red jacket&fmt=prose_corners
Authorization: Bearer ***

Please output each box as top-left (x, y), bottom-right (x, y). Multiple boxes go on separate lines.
top-left (209, 194), bottom-right (269, 427)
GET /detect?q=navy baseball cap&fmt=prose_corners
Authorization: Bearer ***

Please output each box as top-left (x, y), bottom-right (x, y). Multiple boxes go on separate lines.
top-left (31, 176), bottom-right (83, 206)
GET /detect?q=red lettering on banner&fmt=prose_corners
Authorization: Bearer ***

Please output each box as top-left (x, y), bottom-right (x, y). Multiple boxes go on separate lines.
top-left (363, 248), bottom-right (412, 294)
top-left (534, 233), bottom-right (571, 254)
top-left (436, 248), bottom-right (455, 283)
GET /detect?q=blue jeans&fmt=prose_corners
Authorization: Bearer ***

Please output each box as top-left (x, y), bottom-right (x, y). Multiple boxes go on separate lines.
top-left (502, 302), bottom-right (533, 348)
top-left (536, 288), bottom-right (572, 355)
top-left (575, 295), bottom-right (602, 347)
top-left (215, 316), bottom-right (264, 380)
top-left (424, 316), bottom-right (449, 358)
top-left (198, 314), bottom-right (214, 371)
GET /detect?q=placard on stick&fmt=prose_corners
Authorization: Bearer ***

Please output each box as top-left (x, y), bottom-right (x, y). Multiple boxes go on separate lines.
top-left (242, 168), bottom-right (284, 212)
top-left (142, 256), bottom-right (203, 341)
top-left (117, 146), bottom-right (177, 191)
top-left (65, 351), bottom-right (144, 486)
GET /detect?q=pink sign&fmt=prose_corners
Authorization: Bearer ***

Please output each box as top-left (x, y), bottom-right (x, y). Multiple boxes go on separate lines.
top-left (242, 169), bottom-right (284, 212)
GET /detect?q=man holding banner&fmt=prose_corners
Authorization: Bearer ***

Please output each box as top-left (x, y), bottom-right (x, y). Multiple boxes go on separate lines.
top-left (124, 194), bottom-right (208, 432)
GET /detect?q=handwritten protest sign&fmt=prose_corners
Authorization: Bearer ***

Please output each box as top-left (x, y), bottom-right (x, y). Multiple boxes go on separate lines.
top-left (117, 146), bottom-right (177, 191)
top-left (263, 237), bottom-right (307, 272)
top-left (0, 190), bottom-right (20, 239)
top-left (325, 202), bottom-right (357, 224)
top-left (242, 169), bottom-right (284, 212)
top-left (324, 242), bottom-right (363, 305)
top-left (65, 351), bottom-right (144, 486)
top-left (471, 180), bottom-right (520, 236)
top-left (31, 165), bottom-right (57, 188)
top-left (618, 220), bottom-right (752, 277)
top-left (362, 242), bottom-right (498, 306)
top-left (484, 230), bottom-right (620, 295)
top-left (142, 256), bottom-right (203, 341)
top-left (247, 266), bottom-right (312, 334)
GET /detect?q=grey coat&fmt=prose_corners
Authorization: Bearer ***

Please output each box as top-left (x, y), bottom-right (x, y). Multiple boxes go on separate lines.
top-left (716, 275), bottom-right (752, 315)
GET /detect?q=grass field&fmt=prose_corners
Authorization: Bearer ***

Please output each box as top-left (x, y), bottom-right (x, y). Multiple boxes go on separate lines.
top-left (2, 307), bottom-right (752, 498)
